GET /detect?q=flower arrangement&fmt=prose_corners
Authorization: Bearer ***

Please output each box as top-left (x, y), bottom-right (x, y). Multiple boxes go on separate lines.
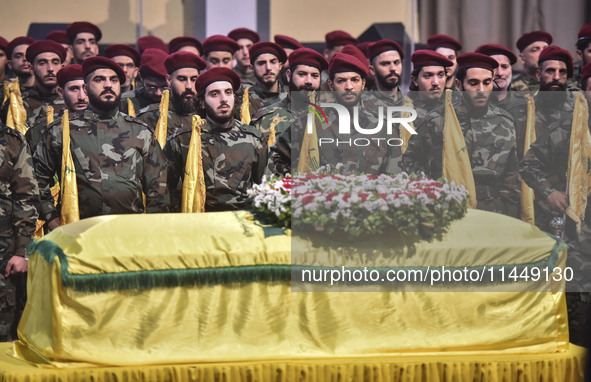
top-left (249, 170), bottom-right (470, 241)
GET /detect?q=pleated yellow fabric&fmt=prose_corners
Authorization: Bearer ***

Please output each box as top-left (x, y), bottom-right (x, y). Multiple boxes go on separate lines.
top-left (6, 83), bottom-right (28, 135)
top-left (154, 89), bottom-right (169, 148)
top-left (442, 89), bottom-right (477, 208)
top-left (521, 95), bottom-right (537, 224)
top-left (18, 210), bottom-right (569, 367)
top-left (126, 98), bottom-right (136, 117)
top-left (400, 96), bottom-right (415, 153)
top-left (46, 105), bottom-right (54, 125)
top-left (241, 87), bottom-right (251, 124)
top-left (566, 92), bottom-right (591, 234)
top-left (296, 92), bottom-right (320, 173)
top-left (268, 116), bottom-right (279, 146)
top-left (181, 115), bottom-right (206, 212)
top-left (59, 110), bottom-right (80, 224)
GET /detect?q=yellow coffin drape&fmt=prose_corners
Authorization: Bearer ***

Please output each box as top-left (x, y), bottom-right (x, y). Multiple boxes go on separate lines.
top-left (566, 92), bottom-right (591, 234)
top-left (521, 94), bottom-right (537, 224)
top-left (19, 210), bottom-right (568, 368)
top-left (180, 115), bottom-right (206, 212)
top-left (59, 110), bottom-right (80, 224)
top-left (442, 89), bottom-right (477, 208)
top-left (240, 87), bottom-right (251, 125)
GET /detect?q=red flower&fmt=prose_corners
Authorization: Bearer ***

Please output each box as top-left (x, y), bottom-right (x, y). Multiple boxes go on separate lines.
top-left (301, 195), bottom-right (315, 205)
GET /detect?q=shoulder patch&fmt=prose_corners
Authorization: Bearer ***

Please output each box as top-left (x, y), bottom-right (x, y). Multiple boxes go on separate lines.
top-left (237, 120), bottom-right (264, 139)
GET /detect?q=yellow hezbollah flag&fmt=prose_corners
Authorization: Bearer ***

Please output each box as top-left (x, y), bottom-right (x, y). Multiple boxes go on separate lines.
top-left (566, 92), bottom-right (591, 234)
top-left (154, 89), bottom-right (169, 148)
top-left (521, 95), bottom-right (537, 224)
top-left (240, 87), bottom-right (251, 125)
top-left (268, 116), bottom-right (279, 146)
top-left (181, 115), bottom-right (206, 212)
top-left (46, 105), bottom-right (54, 125)
top-left (127, 98), bottom-right (136, 117)
top-left (60, 110), bottom-right (80, 224)
top-left (6, 82), bottom-right (28, 135)
top-left (442, 89), bottom-right (477, 208)
top-left (296, 92), bottom-right (320, 173)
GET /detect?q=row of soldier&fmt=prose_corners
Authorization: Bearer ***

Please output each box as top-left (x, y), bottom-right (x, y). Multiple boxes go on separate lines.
top-left (1, 21), bottom-right (591, 344)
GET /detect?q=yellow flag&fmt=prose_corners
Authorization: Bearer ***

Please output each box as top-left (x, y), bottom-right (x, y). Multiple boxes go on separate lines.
top-left (181, 115), bottom-right (206, 213)
top-left (268, 116), bottom-right (279, 146)
top-left (296, 92), bottom-right (320, 173)
top-left (521, 95), bottom-right (537, 224)
top-left (442, 89), bottom-right (477, 208)
top-left (566, 92), bottom-right (591, 234)
top-left (46, 106), bottom-right (54, 125)
top-left (60, 110), bottom-right (80, 224)
top-left (400, 96), bottom-right (415, 153)
top-left (6, 83), bottom-right (28, 135)
top-left (154, 89), bottom-right (169, 148)
top-left (127, 98), bottom-right (136, 117)
top-left (240, 87), bottom-right (251, 125)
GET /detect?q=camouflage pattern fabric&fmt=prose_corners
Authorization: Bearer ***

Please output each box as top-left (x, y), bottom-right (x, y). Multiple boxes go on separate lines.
top-left (493, 91), bottom-right (528, 160)
top-left (33, 108), bottom-right (170, 223)
top-left (136, 101), bottom-right (194, 142)
top-left (247, 82), bottom-right (287, 119)
top-left (234, 65), bottom-right (256, 89)
top-left (120, 87), bottom-right (159, 115)
top-left (510, 72), bottom-right (539, 93)
top-left (163, 118), bottom-right (268, 212)
top-left (250, 97), bottom-right (294, 140)
top-left (21, 87), bottom-right (65, 130)
top-left (403, 97), bottom-right (521, 217)
top-left (26, 107), bottom-right (70, 153)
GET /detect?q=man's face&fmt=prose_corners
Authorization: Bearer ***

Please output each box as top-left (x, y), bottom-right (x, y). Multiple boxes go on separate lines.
top-left (537, 59), bottom-right (568, 91)
top-left (84, 68), bottom-right (121, 112)
top-left (8, 44), bottom-right (32, 78)
top-left (576, 42), bottom-right (591, 66)
top-left (141, 76), bottom-right (168, 103)
top-left (168, 67), bottom-right (199, 113)
top-left (205, 51), bottom-right (233, 69)
top-left (328, 71), bottom-right (365, 108)
top-left (412, 65), bottom-right (446, 100)
top-left (324, 45), bottom-right (344, 60)
top-left (491, 54), bottom-right (512, 91)
top-left (58, 79), bottom-right (88, 111)
top-left (33, 52), bottom-right (62, 90)
top-left (435, 47), bottom-right (458, 77)
top-left (371, 50), bottom-right (402, 90)
top-left (235, 38), bottom-right (254, 68)
top-left (178, 45), bottom-right (201, 56)
top-left (253, 53), bottom-right (282, 88)
top-left (202, 80), bottom-right (235, 124)
top-left (112, 55), bottom-right (138, 88)
top-left (72, 32), bottom-right (99, 63)
top-left (457, 67), bottom-right (493, 112)
top-left (61, 43), bottom-right (73, 65)
top-left (0, 49), bottom-right (7, 77)
top-left (519, 41), bottom-right (548, 71)
top-left (288, 64), bottom-right (321, 91)
top-left (583, 77), bottom-right (591, 104)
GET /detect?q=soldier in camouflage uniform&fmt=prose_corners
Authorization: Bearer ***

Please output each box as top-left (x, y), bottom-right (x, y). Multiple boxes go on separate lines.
top-left (66, 22), bottom-right (101, 65)
top-left (573, 24), bottom-right (591, 89)
top-left (273, 52), bottom-right (402, 175)
top-left (426, 34), bottom-right (462, 91)
top-left (164, 67), bottom-right (268, 211)
top-left (104, 44), bottom-right (140, 94)
top-left (0, 125), bottom-right (39, 342)
top-left (274, 34), bottom-right (304, 87)
top-left (202, 35), bottom-right (239, 70)
top-left (6, 37), bottom-right (35, 91)
top-left (245, 42), bottom-right (288, 118)
top-left (510, 31), bottom-right (552, 93)
top-left (228, 28), bottom-right (259, 89)
top-left (251, 48), bottom-right (328, 141)
top-left (120, 48), bottom-right (168, 115)
top-left (0, 37), bottom-right (8, 95)
top-left (403, 53), bottom-right (520, 218)
top-left (34, 57), bottom-right (169, 231)
top-left (320, 31), bottom-right (358, 91)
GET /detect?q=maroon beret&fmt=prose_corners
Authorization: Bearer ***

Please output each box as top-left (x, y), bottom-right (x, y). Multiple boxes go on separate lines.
top-left (26, 40), bottom-right (67, 63)
top-left (57, 64), bottom-right (83, 88)
top-left (325, 30), bottom-right (357, 49)
top-left (139, 48), bottom-right (168, 80)
top-left (516, 31), bottom-right (552, 52)
top-left (169, 36), bottom-right (203, 55)
top-left (288, 48), bottom-right (328, 71)
top-left (581, 62), bottom-right (591, 86)
top-left (66, 22), bottom-right (102, 43)
top-left (328, 52), bottom-right (368, 76)
top-left (356, 41), bottom-right (371, 58)
top-left (228, 28), bottom-right (260, 43)
top-left (274, 34), bottom-right (303, 50)
top-left (457, 52), bottom-right (499, 72)
top-left (165, 51), bottom-right (206, 74)
top-left (137, 36), bottom-right (168, 54)
top-left (8, 37), bottom-right (34, 58)
top-left (475, 44), bottom-right (517, 65)
top-left (104, 44), bottom-right (140, 66)
top-left (0, 37), bottom-right (8, 54)
top-left (203, 35), bottom-right (239, 55)
top-left (411, 50), bottom-right (453, 68)
top-left (578, 24), bottom-right (591, 40)
top-left (368, 39), bottom-right (404, 60)
top-left (45, 31), bottom-right (69, 45)
top-left (538, 45), bottom-right (574, 78)
top-left (427, 34), bottom-right (462, 51)
top-left (195, 67), bottom-right (241, 94)
top-left (249, 42), bottom-right (287, 64)
top-left (341, 44), bottom-right (369, 70)
top-left (82, 56), bottom-right (126, 84)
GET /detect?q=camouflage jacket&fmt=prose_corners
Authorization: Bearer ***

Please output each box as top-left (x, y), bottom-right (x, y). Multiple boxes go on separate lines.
top-left (406, 92), bottom-right (445, 124)
top-left (403, 98), bottom-right (521, 217)
top-left (120, 87), bottom-right (159, 115)
top-left (510, 72), bottom-right (539, 93)
top-left (21, 87), bottom-right (66, 129)
top-left (493, 91), bottom-right (528, 160)
top-left (234, 65), bottom-right (256, 89)
top-left (26, 107), bottom-right (75, 153)
top-left (250, 97), bottom-right (294, 140)
top-left (0, 125), bottom-right (39, 259)
top-left (33, 108), bottom-right (170, 223)
top-left (135, 101), bottom-right (194, 143)
top-left (272, 100), bottom-right (403, 176)
top-left (247, 82), bottom-right (287, 118)
top-left (163, 118), bottom-right (268, 212)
